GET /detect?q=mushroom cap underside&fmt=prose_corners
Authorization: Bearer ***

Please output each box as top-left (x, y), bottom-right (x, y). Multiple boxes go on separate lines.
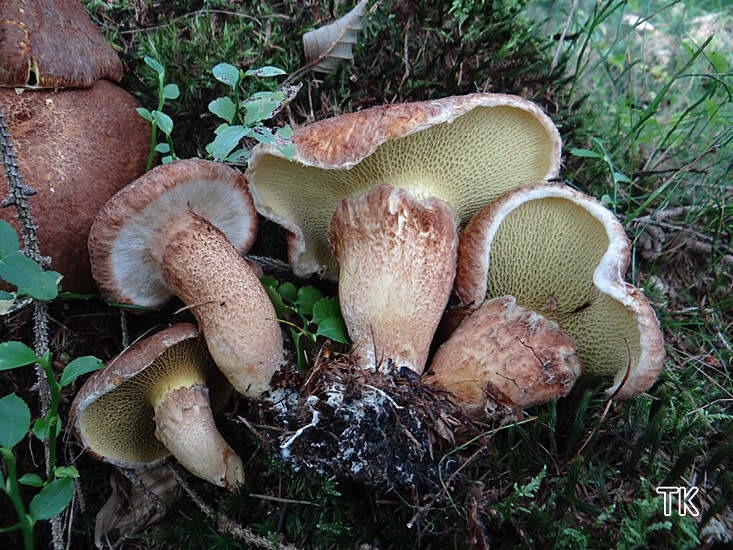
top-left (248, 93), bottom-right (562, 277)
top-left (70, 323), bottom-right (231, 468)
top-left (0, 81), bottom-right (150, 292)
top-left (0, 0), bottom-right (123, 88)
top-left (455, 183), bottom-right (665, 398)
top-left (88, 159), bottom-right (259, 307)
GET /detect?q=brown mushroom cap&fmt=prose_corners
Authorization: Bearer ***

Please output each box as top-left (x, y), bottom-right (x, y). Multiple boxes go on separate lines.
top-left (427, 296), bottom-right (582, 418)
top-left (0, 0), bottom-right (122, 88)
top-left (454, 183), bottom-right (665, 398)
top-left (70, 323), bottom-right (243, 490)
top-left (0, 81), bottom-right (150, 292)
top-left (89, 159), bottom-right (259, 307)
top-left (329, 184), bottom-right (459, 373)
top-left (248, 93), bottom-right (562, 278)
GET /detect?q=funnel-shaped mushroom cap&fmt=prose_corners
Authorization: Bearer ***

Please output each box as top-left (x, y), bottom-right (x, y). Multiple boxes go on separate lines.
top-left (428, 296), bottom-right (582, 418)
top-left (248, 93), bottom-right (562, 278)
top-left (70, 324), bottom-right (244, 490)
top-left (455, 184), bottom-right (665, 399)
top-left (89, 159), bottom-right (259, 307)
top-left (0, 81), bottom-right (150, 292)
top-left (330, 184), bottom-right (459, 373)
top-left (0, 0), bottom-right (123, 88)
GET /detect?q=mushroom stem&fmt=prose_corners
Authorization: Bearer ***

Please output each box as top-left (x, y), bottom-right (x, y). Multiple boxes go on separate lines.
top-left (153, 384), bottom-right (243, 491)
top-left (329, 185), bottom-right (459, 374)
top-left (153, 212), bottom-right (283, 397)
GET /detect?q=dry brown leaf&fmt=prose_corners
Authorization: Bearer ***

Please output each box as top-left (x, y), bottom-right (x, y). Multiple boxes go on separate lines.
top-left (303, 0), bottom-right (369, 74)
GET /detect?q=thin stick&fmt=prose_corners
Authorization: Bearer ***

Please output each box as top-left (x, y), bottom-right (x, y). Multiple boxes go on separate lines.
top-left (168, 465), bottom-right (302, 550)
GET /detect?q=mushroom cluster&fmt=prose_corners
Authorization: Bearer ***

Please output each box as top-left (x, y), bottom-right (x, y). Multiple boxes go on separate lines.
top-left (247, 92), bottom-right (665, 425)
top-left (0, 0), bottom-right (150, 292)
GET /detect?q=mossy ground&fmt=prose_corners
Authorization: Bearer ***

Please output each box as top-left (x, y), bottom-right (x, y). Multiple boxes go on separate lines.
top-left (2, 0), bottom-right (731, 548)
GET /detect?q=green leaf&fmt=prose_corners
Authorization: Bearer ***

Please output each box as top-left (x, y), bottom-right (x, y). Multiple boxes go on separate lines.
top-left (570, 148), bottom-right (602, 159)
top-left (208, 97), bottom-right (236, 124)
top-left (708, 51), bottom-right (728, 74)
top-left (162, 155), bottom-right (174, 164)
top-left (251, 126), bottom-right (278, 146)
top-left (0, 394), bottom-right (30, 448)
top-left (0, 222), bottom-right (58, 300)
top-left (152, 111), bottom-right (174, 136)
top-left (244, 66), bottom-right (287, 78)
top-left (18, 473), bottom-right (44, 487)
top-left (278, 282), bottom-right (298, 304)
top-left (277, 126), bottom-right (293, 139)
top-left (278, 141), bottom-right (296, 160)
top-left (263, 284), bottom-right (292, 318)
top-left (54, 466), bottom-right (79, 479)
top-left (0, 341), bottom-right (37, 370)
top-left (59, 356), bottom-right (104, 388)
top-left (29, 477), bottom-right (74, 521)
top-left (225, 148), bottom-right (250, 164)
top-left (163, 83), bottom-right (180, 100)
top-left (0, 290), bottom-right (16, 315)
top-left (32, 415), bottom-right (61, 441)
top-left (613, 171), bottom-right (630, 183)
top-left (206, 125), bottom-right (249, 160)
top-left (144, 56), bottom-right (165, 77)
top-left (244, 96), bottom-right (281, 126)
top-left (311, 297), bottom-right (343, 325)
top-left (296, 286), bottom-right (323, 316)
top-left (315, 317), bottom-right (350, 344)
top-left (155, 142), bottom-right (170, 154)
top-left (136, 107), bottom-right (154, 122)
top-left (212, 63), bottom-right (241, 88)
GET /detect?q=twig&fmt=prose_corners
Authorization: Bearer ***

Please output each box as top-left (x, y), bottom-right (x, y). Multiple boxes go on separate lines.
top-left (549, 0), bottom-right (579, 75)
top-left (169, 464), bottom-right (302, 550)
top-left (249, 493), bottom-right (319, 506)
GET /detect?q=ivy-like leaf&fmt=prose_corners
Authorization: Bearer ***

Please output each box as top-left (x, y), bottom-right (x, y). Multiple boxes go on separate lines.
top-left (315, 317), bottom-right (350, 344)
top-left (209, 97), bottom-right (237, 124)
top-left (29, 477), bottom-right (75, 521)
top-left (278, 282), bottom-right (298, 304)
top-left (212, 63), bottom-right (241, 88)
top-left (59, 356), bottom-right (105, 388)
top-left (245, 66), bottom-right (287, 78)
top-left (311, 297), bottom-right (343, 325)
top-left (0, 393), bottom-right (30, 448)
top-left (296, 286), bottom-right (323, 316)
top-left (206, 125), bottom-right (249, 160)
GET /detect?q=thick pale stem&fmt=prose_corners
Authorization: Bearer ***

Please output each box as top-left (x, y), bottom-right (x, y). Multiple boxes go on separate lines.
top-left (329, 185), bottom-right (459, 374)
top-left (154, 213), bottom-right (283, 397)
top-left (153, 384), bottom-right (243, 491)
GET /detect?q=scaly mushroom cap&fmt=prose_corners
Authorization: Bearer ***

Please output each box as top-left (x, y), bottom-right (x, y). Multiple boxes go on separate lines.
top-left (0, 0), bottom-right (122, 88)
top-left (70, 324), bottom-right (243, 490)
top-left (329, 184), bottom-right (459, 373)
top-left (0, 81), bottom-right (150, 292)
top-left (427, 296), bottom-right (582, 418)
top-left (88, 159), bottom-right (259, 307)
top-left (454, 184), bottom-right (665, 399)
top-left (248, 93), bottom-right (562, 278)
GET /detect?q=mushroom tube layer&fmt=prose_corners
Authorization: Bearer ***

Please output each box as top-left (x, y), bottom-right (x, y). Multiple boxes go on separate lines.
top-left (248, 93), bottom-right (562, 278)
top-left (454, 184), bottom-right (665, 398)
top-left (70, 324), bottom-right (243, 490)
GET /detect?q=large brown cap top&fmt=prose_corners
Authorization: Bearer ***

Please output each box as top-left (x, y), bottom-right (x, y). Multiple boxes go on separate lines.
top-left (89, 159), bottom-right (259, 308)
top-left (0, 80), bottom-right (150, 292)
top-left (0, 0), bottom-right (123, 88)
top-left (70, 323), bottom-right (223, 467)
top-left (248, 93), bottom-right (562, 277)
top-left (454, 183), bottom-right (665, 399)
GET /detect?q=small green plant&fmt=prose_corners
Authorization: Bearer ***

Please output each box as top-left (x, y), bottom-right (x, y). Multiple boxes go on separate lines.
top-left (0, 220), bottom-right (104, 549)
top-left (206, 63), bottom-right (295, 163)
top-left (260, 276), bottom-right (349, 369)
top-left (136, 56), bottom-right (180, 170)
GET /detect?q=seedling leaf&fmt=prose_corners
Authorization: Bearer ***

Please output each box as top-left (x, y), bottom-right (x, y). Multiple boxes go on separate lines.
top-left (206, 125), bottom-right (249, 160)
top-left (163, 83), bottom-right (180, 100)
top-left (213, 63), bottom-right (241, 88)
top-left (29, 477), bottom-right (74, 521)
top-left (152, 111), bottom-right (174, 136)
top-left (0, 394), bottom-right (30, 448)
top-left (59, 356), bottom-right (105, 388)
top-left (209, 97), bottom-right (237, 124)
top-left (245, 66), bottom-right (287, 78)
top-left (144, 56), bottom-right (165, 77)
top-left (18, 473), bottom-right (44, 487)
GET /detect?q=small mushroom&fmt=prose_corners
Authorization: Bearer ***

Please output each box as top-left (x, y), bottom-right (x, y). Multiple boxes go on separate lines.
top-left (70, 323), bottom-right (244, 490)
top-left (427, 296), bottom-right (582, 418)
top-left (248, 93), bottom-right (562, 278)
top-left (329, 184), bottom-right (459, 373)
top-left (88, 159), bottom-right (283, 397)
top-left (452, 183), bottom-right (665, 399)
top-left (0, 0), bottom-right (123, 88)
top-left (0, 0), bottom-right (149, 292)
